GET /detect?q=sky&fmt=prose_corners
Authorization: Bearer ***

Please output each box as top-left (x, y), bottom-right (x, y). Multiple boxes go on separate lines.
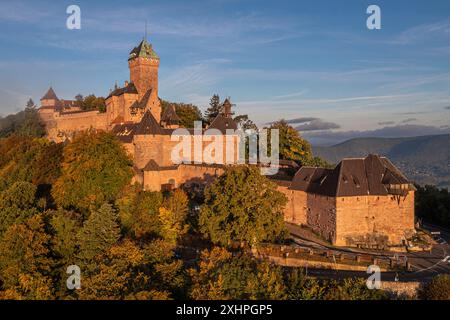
top-left (0, 0), bottom-right (449, 145)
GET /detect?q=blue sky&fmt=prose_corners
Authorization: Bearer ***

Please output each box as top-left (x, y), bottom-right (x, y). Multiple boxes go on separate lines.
top-left (0, 0), bottom-right (449, 145)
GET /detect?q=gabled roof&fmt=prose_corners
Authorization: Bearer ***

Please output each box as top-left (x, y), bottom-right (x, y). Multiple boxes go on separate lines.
top-left (41, 87), bottom-right (59, 100)
top-left (161, 105), bottom-right (181, 124)
top-left (135, 111), bottom-right (164, 135)
top-left (129, 39), bottom-right (159, 61)
top-left (143, 159), bottom-right (179, 171)
top-left (290, 154), bottom-right (413, 197)
top-left (107, 82), bottom-right (138, 99)
top-left (111, 122), bottom-right (138, 143)
top-left (208, 115), bottom-right (238, 134)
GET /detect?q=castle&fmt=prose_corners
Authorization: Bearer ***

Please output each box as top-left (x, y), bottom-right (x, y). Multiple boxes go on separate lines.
top-left (38, 38), bottom-right (415, 248)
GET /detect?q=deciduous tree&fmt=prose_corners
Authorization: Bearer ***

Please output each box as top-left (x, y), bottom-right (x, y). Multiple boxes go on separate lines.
top-left (199, 166), bottom-right (287, 246)
top-left (52, 131), bottom-right (133, 212)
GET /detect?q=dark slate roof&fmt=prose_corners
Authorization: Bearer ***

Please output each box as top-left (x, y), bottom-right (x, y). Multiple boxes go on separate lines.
top-left (143, 159), bottom-right (179, 171)
top-left (111, 122), bottom-right (138, 143)
top-left (129, 39), bottom-right (159, 61)
top-left (208, 115), bottom-right (238, 134)
top-left (107, 82), bottom-right (138, 99)
top-left (41, 87), bottom-right (59, 100)
top-left (135, 111), bottom-right (164, 135)
top-left (161, 105), bottom-right (181, 124)
top-left (290, 154), bottom-right (412, 197)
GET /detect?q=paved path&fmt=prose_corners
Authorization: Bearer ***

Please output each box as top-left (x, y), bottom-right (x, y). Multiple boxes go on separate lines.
top-left (287, 223), bottom-right (450, 282)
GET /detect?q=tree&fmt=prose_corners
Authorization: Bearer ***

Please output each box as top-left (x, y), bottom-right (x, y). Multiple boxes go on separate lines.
top-left (0, 135), bottom-right (63, 194)
top-left (269, 120), bottom-right (313, 164)
top-left (189, 248), bottom-right (287, 300)
top-left (246, 261), bottom-right (287, 300)
top-left (19, 99), bottom-right (46, 137)
top-left (418, 274), bottom-right (450, 300)
top-left (48, 209), bottom-right (83, 263)
top-left (323, 278), bottom-right (387, 300)
top-left (416, 185), bottom-right (450, 229)
top-left (0, 100), bottom-right (45, 138)
top-left (80, 94), bottom-right (106, 113)
top-left (78, 239), bottom-right (185, 300)
top-left (285, 269), bottom-right (326, 300)
top-left (0, 215), bottom-right (54, 299)
top-left (52, 131), bottom-right (133, 212)
top-left (199, 166), bottom-right (288, 246)
top-left (234, 114), bottom-right (257, 131)
top-left (77, 203), bottom-right (121, 262)
top-left (204, 94), bottom-right (222, 124)
top-left (118, 190), bottom-right (163, 240)
top-left (47, 209), bottom-right (83, 298)
top-left (159, 190), bottom-right (189, 244)
top-left (160, 100), bottom-right (203, 128)
top-left (0, 181), bottom-right (39, 234)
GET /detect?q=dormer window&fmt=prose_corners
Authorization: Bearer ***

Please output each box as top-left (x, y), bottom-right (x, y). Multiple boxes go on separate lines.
top-left (352, 175), bottom-right (360, 188)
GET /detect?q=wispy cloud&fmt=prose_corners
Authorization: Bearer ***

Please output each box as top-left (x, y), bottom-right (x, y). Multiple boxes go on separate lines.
top-left (296, 119), bottom-right (340, 132)
top-left (391, 19), bottom-right (450, 45)
top-left (378, 121), bottom-right (395, 126)
top-left (401, 118), bottom-right (418, 123)
top-left (0, 1), bottom-right (51, 23)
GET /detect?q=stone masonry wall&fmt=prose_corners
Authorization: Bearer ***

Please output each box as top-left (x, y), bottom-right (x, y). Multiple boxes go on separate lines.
top-left (278, 186), bottom-right (307, 225)
top-left (335, 191), bottom-right (415, 246)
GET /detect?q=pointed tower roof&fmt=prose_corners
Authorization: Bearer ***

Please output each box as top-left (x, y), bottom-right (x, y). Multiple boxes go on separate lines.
top-left (129, 38), bottom-right (159, 61)
top-left (135, 110), bottom-right (164, 135)
top-left (161, 105), bottom-right (181, 124)
top-left (222, 98), bottom-right (234, 118)
top-left (41, 87), bottom-right (59, 100)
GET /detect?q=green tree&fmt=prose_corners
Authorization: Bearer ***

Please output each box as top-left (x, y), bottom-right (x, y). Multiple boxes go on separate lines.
top-left (0, 181), bottom-right (39, 234)
top-left (0, 215), bottom-right (54, 300)
top-left (416, 185), bottom-right (450, 228)
top-left (285, 268), bottom-right (326, 300)
top-left (0, 135), bottom-right (63, 194)
top-left (118, 190), bottom-right (163, 240)
top-left (52, 131), bottom-right (133, 212)
top-left (323, 278), bottom-right (387, 300)
top-left (77, 203), bottom-right (121, 262)
top-left (78, 239), bottom-right (185, 300)
top-left (199, 166), bottom-right (287, 246)
top-left (234, 114), bottom-right (258, 131)
top-left (160, 100), bottom-right (203, 128)
top-left (418, 274), bottom-right (450, 300)
top-left (159, 190), bottom-right (189, 244)
top-left (81, 94), bottom-right (106, 112)
top-left (204, 94), bottom-right (222, 124)
top-left (189, 248), bottom-right (287, 300)
top-left (0, 100), bottom-right (45, 138)
top-left (269, 120), bottom-right (312, 164)
top-left (19, 99), bottom-right (46, 137)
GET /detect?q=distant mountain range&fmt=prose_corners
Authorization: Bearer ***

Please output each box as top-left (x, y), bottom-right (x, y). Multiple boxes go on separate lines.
top-left (313, 134), bottom-right (450, 189)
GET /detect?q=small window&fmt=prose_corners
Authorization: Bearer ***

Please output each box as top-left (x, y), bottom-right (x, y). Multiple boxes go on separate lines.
top-left (352, 175), bottom-right (360, 188)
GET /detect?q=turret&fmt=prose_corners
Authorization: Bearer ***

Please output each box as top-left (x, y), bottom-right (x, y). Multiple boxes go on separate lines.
top-left (40, 87), bottom-right (59, 109)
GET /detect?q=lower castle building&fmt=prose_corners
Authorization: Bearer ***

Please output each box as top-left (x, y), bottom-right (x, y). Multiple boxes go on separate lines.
top-left (38, 38), bottom-right (415, 248)
top-left (277, 154), bottom-right (416, 247)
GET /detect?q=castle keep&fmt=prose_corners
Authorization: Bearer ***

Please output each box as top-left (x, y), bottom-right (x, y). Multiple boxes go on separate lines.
top-left (38, 38), bottom-right (416, 248)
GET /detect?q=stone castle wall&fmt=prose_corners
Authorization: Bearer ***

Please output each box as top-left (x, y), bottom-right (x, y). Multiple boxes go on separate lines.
top-left (143, 164), bottom-right (225, 191)
top-left (335, 191), bottom-right (415, 246)
top-left (281, 189), bottom-right (415, 246)
top-left (40, 109), bottom-right (108, 142)
top-left (277, 185), bottom-right (307, 225)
